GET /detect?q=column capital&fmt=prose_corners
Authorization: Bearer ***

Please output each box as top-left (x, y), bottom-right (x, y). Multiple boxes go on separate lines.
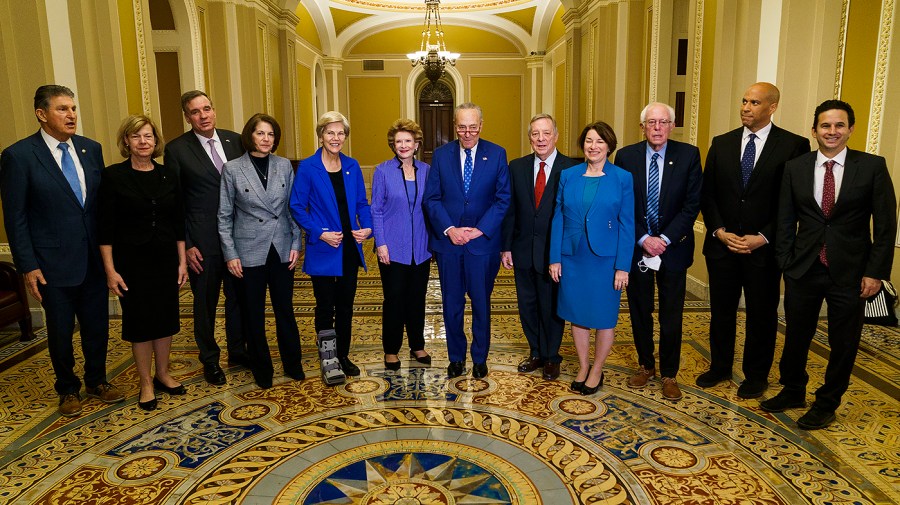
top-left (526, 54), bottom-right (545, 68)
top-left (321, 57), bottom-right (344, 71)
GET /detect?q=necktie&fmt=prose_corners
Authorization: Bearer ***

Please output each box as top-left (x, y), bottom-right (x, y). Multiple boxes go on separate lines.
top-left (534, 161), bottom-right (547, 208)
top-left (208, 138), bottom-right (224, 173)
top-left (647, 152), bottom-right (660, 235)
top-left (819, 160), bottom-right (836, 266)
top-left (463, 148), bottom-right (473, 195)
top-left (741, 133), bottom-right (757, 188)
top-left (58, 143), bottom-right (83, 207)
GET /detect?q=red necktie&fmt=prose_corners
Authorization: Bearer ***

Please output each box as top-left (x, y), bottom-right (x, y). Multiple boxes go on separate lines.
top-left (818, 160), bottom-right (835, 265)
top-left (535, 161), bottom-right (546, 208)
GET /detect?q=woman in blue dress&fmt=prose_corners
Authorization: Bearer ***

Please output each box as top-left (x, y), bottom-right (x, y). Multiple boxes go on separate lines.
top-left (549, 121), bottom-right (634, 395)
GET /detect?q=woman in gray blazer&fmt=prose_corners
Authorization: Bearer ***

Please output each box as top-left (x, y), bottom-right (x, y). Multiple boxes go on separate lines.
top-left (218, 114), bottom-right (304, 389)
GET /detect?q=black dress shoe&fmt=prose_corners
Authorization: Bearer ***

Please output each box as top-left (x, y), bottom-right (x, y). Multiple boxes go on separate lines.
top-left (760, 390), bottom-right (806, 412)
top-left (409, 350), bottom-right (432, 365)
top-left (542, 362), bottom-right (561, 380)
top-left (695, 369), bottom-right (732, 388)
top-left (472, 363), bottom-right (488, 379)
top-left (286, 368), bottom-right (306, 381)
top-left (338, 357), bottom-right (360, 377)
top-left (138, 397), bottom-right (158, 411)
top-left (227, 354), bottom-right (251, 368)
top-left (797, 406), bottom-right (836, 430)
top-left (256, 379), bottom-right (273, 389)
top-left (153, 377), bottom-right (186, 395)
top-left (581, 372), bottom-right (605, 395)
top-left (204, 364), bottom-right (227, 385)
top-left (737, 378), bottom-right (769, 399)
top-left (447, 361), bottom-right (465, 378)
top-left (517, 356), bottom-right (543, 373)
top-left (384, 359), bottom-right (402, 371)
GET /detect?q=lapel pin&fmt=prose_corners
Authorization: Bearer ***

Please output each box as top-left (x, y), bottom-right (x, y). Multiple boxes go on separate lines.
top-left (81, 149), bottom-right (86, 154)
top-left (346, 171), bottom-right (350, 175)
top-left (482, 157), bottom-right (487, 161)
top-left (668, 161), bottom-right (673, 165)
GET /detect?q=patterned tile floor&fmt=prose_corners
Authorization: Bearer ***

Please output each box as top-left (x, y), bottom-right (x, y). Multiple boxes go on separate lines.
top-left (0, 253), bottom-right (898, 504)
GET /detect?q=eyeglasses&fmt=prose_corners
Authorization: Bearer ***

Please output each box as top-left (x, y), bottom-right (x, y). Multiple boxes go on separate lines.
top-left (456, 125), bottom-right (481, 133)
top-left (323, 130), bottom-right (346, 138)
top-left (644, 120), bottom-right (672, 127)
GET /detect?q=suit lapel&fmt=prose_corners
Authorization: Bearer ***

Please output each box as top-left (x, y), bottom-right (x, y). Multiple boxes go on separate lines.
top-left (219, 130), bottom-right (242, 161)
top-left (240, 156), bottom-right (276, 215)
top-left (631, 143), bottom-right (648, 207)
top-left (748, 127), bottom-right (780, 188)
top-left (188, 134), bottom-right (222, 179)
top-left (832, 150), bottom-right (860, 213)
top-left (72, 136), bottom-right (99, 205)
top-left (29, 134), bottom-right (83, 209)
top-left (659, 142), bottom-right (678, 208)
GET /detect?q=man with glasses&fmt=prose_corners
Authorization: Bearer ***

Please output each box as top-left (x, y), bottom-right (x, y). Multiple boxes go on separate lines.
top-left (424, 102), bottom-right (510, 379)
top-left (614, 102), bottom-right (702, 401)
top-left (699, 83), bottom-right (809, 399)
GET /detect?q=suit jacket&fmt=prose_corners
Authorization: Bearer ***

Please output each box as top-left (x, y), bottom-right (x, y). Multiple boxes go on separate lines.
top-left (701, 124), bottom-right (809, 265)
top-left (289, 148), bottom-right (372, 276)
top-left (218, 153), bottom-right (301, 268)
top-left (501, 151), bottom-right (578, 271)
top-left (0, 131), bottom-right (104, 286)
top-left (423, 139), bottom-right (510, 255)
top-left (549, 162), bottom-right (635, 272)
top-left (370, 157), bottom-right (431, 265)
top-left (614, 139), bottom-right (703, 271)
top-left (776, 149), bottom-right (896, 287)
top-left (98, 159), bottom-right (184, 247)
top-left (163, 128), bottom-right (243, 257)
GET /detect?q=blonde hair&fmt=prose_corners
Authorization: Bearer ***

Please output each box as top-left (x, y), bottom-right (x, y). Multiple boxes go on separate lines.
top-left (387, 118), bottom-right (424, 151)
top-left (116, 114), bottom-right (164, 158)
top-left (316, 111), bottom-right (350, 139)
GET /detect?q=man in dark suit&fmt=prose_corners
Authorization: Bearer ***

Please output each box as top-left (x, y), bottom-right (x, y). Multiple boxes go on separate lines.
top-left (424, 102), bottom-right (510, 379)
top-left (699, 82), bottom-right (810, 399)
top-left (614, 102), bottom-right (702, 401)
top-left (164, 90), bottom-right (246, 385)
top-left (762, 100), bottom-right (895, 429)
top-left (0, 85), bottom-right (124, 417)
top-left (501, 114), bottom-right (577, 380)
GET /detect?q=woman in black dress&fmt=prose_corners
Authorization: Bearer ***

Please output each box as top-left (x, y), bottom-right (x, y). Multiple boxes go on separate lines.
top-left (99, 115), bottom-right (187, 411)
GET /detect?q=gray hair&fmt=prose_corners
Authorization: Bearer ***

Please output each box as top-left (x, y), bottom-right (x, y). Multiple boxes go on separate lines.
top-left (528, 113), bottom-right (558, 135)
top-left (454, 102), bottom-right (483, 123)
top-left (639, 102), bottom-right (676, 123)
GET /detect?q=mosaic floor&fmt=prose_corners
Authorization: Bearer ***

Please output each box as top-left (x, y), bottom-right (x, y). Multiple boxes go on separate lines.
top-left (0, 251), bottom-right (898, 504)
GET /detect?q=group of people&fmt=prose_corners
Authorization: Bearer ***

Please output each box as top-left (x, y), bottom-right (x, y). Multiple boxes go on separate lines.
top-left (0, 83), bottom-right (893, 431)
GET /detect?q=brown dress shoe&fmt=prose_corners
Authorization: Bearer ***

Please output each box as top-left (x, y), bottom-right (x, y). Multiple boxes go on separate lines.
top-left (517, 356), bottom-right (543, 373)
top-left (85, 382), bottom-right (125, 403)
top-left (542, 362), bottom-right (561, 380)
top-left (661, 377), bottom-right (683, 401)
top-left (627, 367), bottom-right (656, 388)
top-left (58, 393), bottom-right (83, 417)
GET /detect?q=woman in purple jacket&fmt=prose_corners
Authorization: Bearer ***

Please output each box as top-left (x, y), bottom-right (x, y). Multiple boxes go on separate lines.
top-left (371, 119), bottom-right (432, 370)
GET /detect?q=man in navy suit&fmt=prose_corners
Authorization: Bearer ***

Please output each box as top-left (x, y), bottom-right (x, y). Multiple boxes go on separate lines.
top-left (424, 102), bottom-right (510, 379)
top-left (0, 85), bottom-right (124, 417)
top-left (614, 102), bottom-right (703, 401)
top-left (501, 114), bottom-right (577, 380)
top-left (763, 100), bottom-right (895, 429)
top-left (164, 91), bottom-right (246, 385)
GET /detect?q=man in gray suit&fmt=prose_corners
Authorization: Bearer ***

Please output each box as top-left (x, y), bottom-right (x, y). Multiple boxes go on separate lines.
top-left (164, 91), bottom-right (246, 385)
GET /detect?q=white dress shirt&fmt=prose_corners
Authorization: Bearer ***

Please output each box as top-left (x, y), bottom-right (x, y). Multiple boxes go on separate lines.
top-left (814, 148), bottom-right (848, 207)
top-left (40, 128), bottom-right (86, 205)
top-left (195, 130), bottom-right (227, 166)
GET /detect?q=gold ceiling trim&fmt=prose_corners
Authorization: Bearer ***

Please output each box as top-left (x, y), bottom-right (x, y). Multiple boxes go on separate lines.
top-left (331, 0), bottom-right (533, 13)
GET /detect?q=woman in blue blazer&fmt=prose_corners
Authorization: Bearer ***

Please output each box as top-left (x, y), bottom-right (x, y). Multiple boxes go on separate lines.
top-left (549, 121), bottom-right (634, 395)
top-left (290, 111), bottom-right (372, 379)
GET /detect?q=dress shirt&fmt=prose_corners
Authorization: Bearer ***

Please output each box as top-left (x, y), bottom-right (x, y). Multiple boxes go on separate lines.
top-left (457, 142), bottom-right (479, 179)
top-left (740, 122), bottom-right (772, 167)
top-left (637, 142), bottom-right (670, 247)
top-left (814, 148), bottom-right (848, 207)
top-left (534, 149), bottom-right (558, 184)
top-left (194, 130), bottom-right (227, 166)
top-left (40, 128), bottom-right (86, 204)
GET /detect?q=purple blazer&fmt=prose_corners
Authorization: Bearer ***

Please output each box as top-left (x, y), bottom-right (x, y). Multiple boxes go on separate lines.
top-left (371, 157), bottom-right (431, 265)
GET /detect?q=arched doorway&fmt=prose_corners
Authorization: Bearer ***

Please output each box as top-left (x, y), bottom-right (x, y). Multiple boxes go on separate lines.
top-left (417, 80), bottom-right (454, 164)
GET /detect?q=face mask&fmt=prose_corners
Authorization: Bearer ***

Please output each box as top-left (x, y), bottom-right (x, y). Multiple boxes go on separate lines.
top-left (638, 254), bottom-right (662, 272)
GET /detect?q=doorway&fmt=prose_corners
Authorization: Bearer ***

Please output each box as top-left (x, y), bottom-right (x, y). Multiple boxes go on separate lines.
top-left (417, 81), bottom-right (454, 164)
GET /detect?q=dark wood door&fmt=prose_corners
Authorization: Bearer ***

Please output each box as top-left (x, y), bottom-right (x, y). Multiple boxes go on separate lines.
top-left (418, 102), bottom-right (453, 164)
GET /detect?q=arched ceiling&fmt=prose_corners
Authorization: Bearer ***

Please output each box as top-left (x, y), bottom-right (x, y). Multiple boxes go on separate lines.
top-left (291, 0), bottom-right (567, 57)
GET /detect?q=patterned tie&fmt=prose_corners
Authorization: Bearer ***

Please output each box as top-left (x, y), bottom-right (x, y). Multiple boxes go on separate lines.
top-left (741, 133), bottom-right (757, 188)
top-left (819, 160), bottom-right (836, 266)
top-left (208, 138), bottom-right (224, 173)
top-left (647, 152), bottom-right (660, 235)
top-left (58, 143), bottom-right (83, 207)
top-left (534, 161), bottom-right (547, 208)
top-left (463, 148), bottom-right (473, 195)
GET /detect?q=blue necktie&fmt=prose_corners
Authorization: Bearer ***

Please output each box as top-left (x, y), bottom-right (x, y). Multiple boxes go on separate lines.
top-left (647, 152), bottom-right (660, 235)
top-left (741, 133), bottom-right (757, 188)
top-left (463, 148), bottom-right (473, 194)
top-left (58, 143), bottom-right (84, 207)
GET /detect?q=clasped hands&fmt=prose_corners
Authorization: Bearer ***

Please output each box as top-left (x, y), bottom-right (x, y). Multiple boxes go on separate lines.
top-left (717, 229), bottom-right (766, 254)
top-left (447, 226), bottom-right (483, 246)
top-left (320, 228), bottom-right (372, 248)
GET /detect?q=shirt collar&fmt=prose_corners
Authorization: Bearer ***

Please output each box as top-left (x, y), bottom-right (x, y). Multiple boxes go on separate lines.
top-left (815, 147), bottom-right (848, 168)
top-left (536, 149), bottom-right (558, 168)
top-left (645, 141), bottom-right (667, 161)
top-left (743, 121), bottom-right (773, 142)
top-left (194, 129), bottom-right (221, 146)
top-left (40, 128), bottom-right (73, 153)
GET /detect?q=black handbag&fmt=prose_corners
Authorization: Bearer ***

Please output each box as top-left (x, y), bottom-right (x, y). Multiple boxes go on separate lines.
top-left (864, 280), bottom-right (898, 326)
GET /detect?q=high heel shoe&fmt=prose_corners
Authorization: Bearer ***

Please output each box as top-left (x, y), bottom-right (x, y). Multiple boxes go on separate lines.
top-left (409, 350), bottom-right (432, 366)
top-left (384, 357), bottom-right (401, 371)
top-left (153, 377), bottom-right (186, 395)
top-left (571, 366), bottom-right (591, 393)
top-left (138, 396), bottom-right (158, 411)
top-left (580, 372), bottom-right (605, 396)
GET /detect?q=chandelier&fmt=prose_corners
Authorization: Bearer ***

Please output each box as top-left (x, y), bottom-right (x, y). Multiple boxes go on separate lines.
top-left (406, 0), bottom-right (460, 83)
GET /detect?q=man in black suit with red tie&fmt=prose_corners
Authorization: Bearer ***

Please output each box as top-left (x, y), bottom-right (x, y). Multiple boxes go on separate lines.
top-left (164, 91), bottom-right (246, 385)
top-left (501, 114), bottom-right (578, 380)
top-left (614, 102), bottom-right (702, 401)
top-left (699, 83), bottom-right (809, 399)
top-left (762, 100), bottom-right (895, 429)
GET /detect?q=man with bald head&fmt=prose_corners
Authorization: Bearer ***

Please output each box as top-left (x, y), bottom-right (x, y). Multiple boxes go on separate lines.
top-left (614, 102), bottom-right (702, 401)
top-left (699, 82), bottom-right (809, 398)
